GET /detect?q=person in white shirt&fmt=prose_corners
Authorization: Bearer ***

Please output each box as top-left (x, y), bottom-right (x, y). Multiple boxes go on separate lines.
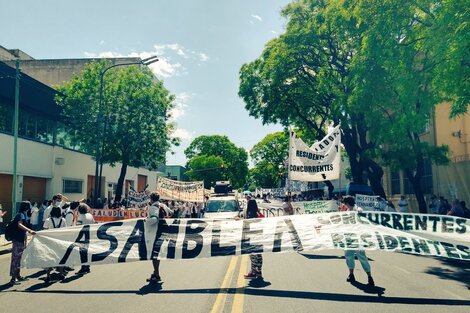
top-left (339, 196), bottom-right (375, 287)
top-left (147, 192), bottom-right (164, 283)
top-left (63, 201), bottom-right (79, 227)
top-left (43, 194), bottom-right (64, 226)
top-left (398, 195), bottom-right (409, 213)
top-left (75, 203), bottom-right (95, 275)
top-left (282, 196), bottom-right (294, 215)
top-left (30, 202), bottom-right (40, 231)
top-left (76, 203), bottom-right (95, 226)
top-left (43, 206), bottom-right (67, 283)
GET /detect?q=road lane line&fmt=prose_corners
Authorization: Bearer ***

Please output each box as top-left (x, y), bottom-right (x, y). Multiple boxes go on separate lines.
top-left (210, 256), bottom-right (239, 313)
top-left (231, 255), bottom-right (248, 313)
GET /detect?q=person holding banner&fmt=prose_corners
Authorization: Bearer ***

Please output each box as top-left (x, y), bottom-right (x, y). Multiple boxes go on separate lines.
top-left (339, 196), bottom-right (375, 287)
top-left (75, 204), bottom-right (95, 275)
top-left (282, 196), bottom-right (294, 216)
top-left (147, 192), bottom-right (163, 283)
top-left (244, 198), bottom-right (264, 279)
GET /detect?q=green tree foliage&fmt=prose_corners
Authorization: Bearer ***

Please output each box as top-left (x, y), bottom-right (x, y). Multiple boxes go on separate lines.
top-left (424, 0), bottom-right (469, 116)
top-left (239, 0), bottom-right (386, 197)
top-left (249, 131), bottom-right (289, 188)
top-left (185, 155), bottom-right (225, 189)
top-left (184, 135), bottom-right (249, 189)
top-left (239, 0), bottom-right (461, 212)
top-left (344, 0), bottom-right (450, 212)
top-left (56, 60), bottom-right (176, 201)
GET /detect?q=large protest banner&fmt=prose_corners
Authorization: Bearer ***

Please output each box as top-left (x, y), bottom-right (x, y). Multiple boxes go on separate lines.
top-left (22, 212), bottom-right (469, 268)
top-left (157, 176), bottom-right (204, 202)
top-left (356, 194), bottom-right (379, 211)
top-left (288, 125), bottom-right (341, 182)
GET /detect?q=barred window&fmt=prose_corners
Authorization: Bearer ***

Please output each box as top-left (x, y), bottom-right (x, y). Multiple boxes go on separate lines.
top-left (63, 179), bottom-right (83, 193)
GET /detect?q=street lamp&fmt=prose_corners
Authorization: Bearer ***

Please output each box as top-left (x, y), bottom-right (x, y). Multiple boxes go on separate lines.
top-left (93, 56), bottom-right (159, 206)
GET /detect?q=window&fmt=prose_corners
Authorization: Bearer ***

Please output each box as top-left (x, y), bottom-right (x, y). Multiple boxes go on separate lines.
top-left (63, 179), bottom-right (83, 193)
top-left (391, 170), bottom-right (400, 195)
top-left (0, 99), bottom-right (13, 134)
top-left (420, 159), bottom-right (433, 194)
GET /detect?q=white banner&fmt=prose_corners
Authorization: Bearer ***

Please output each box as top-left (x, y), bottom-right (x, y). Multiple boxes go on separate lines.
top-left (22, 212), bottom-right (469, 268)
top-left (259, 200), bottom-right (338, 217)
top-left (156, 177), bottom-right (205, 202)
top-left (288, 125), bottom-right (341, 182)
top-left (356, 194), bottom-right (379, 211)
top-left (128, 190), bottom-right (151, 208)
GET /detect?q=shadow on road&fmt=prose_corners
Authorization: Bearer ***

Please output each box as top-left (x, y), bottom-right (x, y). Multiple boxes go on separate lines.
top-left (10, 287), bottom-right (470, 305)
top-left (247, 277), bottom-right (271, 288)
top-left (137, 282), bottom-right (163, 295)
top-left (350, 281), bottom-right (385, 296)
top-left (425, 258), bottom-right (470, 290)
top-left (299, 253), bottom-right (373, 262)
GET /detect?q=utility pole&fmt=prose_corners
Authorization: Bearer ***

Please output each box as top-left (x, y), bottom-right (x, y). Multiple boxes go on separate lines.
top-left (12, 59), bottom-right (20, 215)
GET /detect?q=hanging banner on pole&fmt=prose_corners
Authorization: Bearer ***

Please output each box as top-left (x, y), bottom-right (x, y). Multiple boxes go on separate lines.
top-left (156, 176), bottom-right (205, 202)
top-left (22, 212), bottom-right (469, 269)
top-left (288, 125), bottom-right (341, 182)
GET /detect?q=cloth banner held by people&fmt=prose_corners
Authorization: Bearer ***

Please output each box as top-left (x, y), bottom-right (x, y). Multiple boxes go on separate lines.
top-left (356, 194), bottom-right (379, 211)
top-left (288, 125), bottom-right (341, 182)
top-left (156, 176), bottom-right (204, 203)
top-left (128, 190), bottom-right (151, 208)
top-left (259, 200), bottom-right (338, 217)
top-left (90, 209), bottom-right (149, 222)
top-left (22, 212), bottom-right (469, 268)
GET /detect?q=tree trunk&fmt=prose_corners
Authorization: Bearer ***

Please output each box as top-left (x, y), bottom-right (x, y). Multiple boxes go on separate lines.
top-left (324, 180), bottom-right (334, 198)
top-left (115, 160), bottom-right (128, 203)
top-left (365, 158), bottom-right (386, 198)
top-left (404, 162), bottom-right (427, 213)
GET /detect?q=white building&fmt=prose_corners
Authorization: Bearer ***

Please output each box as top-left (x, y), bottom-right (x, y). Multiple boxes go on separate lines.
top-left (0, 48), bottom-right (164, 214)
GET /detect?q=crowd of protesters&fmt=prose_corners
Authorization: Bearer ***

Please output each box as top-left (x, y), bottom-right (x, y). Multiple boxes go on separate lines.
top-left (4, 189), bottom-right (469, 288)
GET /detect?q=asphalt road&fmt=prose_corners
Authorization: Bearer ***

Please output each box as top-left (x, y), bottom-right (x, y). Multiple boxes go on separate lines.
top-left (0, 246), bottom-right (468, 313)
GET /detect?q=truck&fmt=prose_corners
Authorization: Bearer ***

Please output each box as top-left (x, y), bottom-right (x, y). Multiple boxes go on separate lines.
top-left (204, 181), bottom-right (243, 219)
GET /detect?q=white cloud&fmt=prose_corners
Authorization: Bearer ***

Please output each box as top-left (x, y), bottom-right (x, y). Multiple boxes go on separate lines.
top-left (199, 53), bottom-right (209, 62)
top-left (171, 128), bottom-right (193, 141)
top-left (169, 92), bottom-right (190, 121)
top-left (82, 43), bottom-right (209, 78)
top-left (99, 40), bottom-right (105, 45)
top-left (251, 14), bottom-right (263, 22)
top-left (271, 30), bottom-right (277, 34)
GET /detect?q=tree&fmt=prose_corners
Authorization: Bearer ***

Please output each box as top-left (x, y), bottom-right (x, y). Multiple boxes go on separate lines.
top-left (56, 60), bottom-right (176, 201)
top-left (184, 135), bottom-right (249, 189)
top-left (249, 132), bottom-right (289, 188)
top-left (342, 0), bottom-right (450, 212)
top-left (185, 155), bottom-right (225, 189)
top-left (239, 0), bottom-right (387, 197)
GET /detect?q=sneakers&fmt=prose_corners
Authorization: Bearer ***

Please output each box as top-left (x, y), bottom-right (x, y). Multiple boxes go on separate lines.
top-left (76, 267), bottom-right (90, 276)
top-left (16, 276), bottom-right (29, 282)
top-left (147, 274), bottom-right (162, 283)
top-left (9, 278), bottom-right (20, 285)
top-left (368, 276), bottom-right (375, 287)
top-left (244, 271), bottom-right (262, 279)
top-left (346, 274), bottom-right (356, 283)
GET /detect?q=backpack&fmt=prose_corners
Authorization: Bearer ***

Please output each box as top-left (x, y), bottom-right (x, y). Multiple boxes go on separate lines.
top-left (4, 219), bottom-right (19, 241)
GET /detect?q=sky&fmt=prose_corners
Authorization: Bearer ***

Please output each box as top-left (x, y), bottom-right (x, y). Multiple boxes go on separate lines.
top-left (0, 0), bottom-right (292, 166)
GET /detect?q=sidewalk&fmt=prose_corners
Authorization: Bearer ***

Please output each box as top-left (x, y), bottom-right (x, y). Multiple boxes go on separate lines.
top-left (0, 234), bottom-right (12, 255)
